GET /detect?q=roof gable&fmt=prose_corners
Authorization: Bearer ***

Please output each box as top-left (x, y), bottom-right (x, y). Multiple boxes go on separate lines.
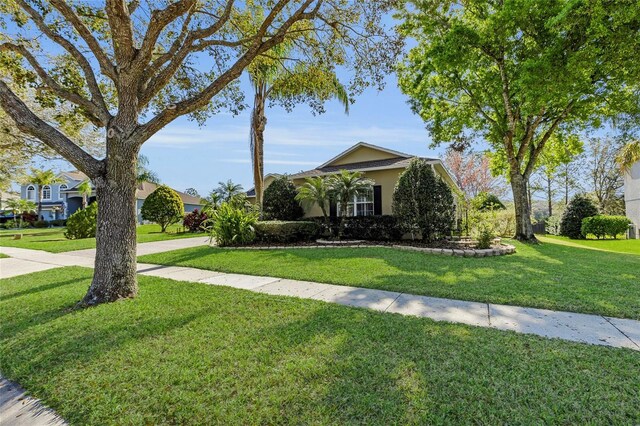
top-left (319, 142), bottom-right (412, 168)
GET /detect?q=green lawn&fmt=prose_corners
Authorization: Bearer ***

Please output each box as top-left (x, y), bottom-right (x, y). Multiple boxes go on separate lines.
top-left (140, 239), bottom-right (640, 319)
top-left (1, 267), bottom-right (638, 424)
top-left (0, 253), bottom-right (8, 258)
top-left (0, 224), bottom-right (196, 253)
top-left (538, 235), bottom-right (640, 255)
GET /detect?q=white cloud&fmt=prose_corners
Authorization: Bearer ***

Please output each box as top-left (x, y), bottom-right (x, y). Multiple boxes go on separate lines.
top-left (146, 122), bottom-right (429, 150)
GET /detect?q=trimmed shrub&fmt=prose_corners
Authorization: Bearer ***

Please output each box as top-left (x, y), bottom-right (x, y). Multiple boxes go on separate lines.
top-left (309, 215), bottom-right (402, 241)
top-left (472, 192), bottom-right (506, 211)
top-left (32, 220), bottom-right (49, 228)
top-left (392, 158), bottom-right (455, 241)
top-left (254, 221), bottom-right (319, 243)
top-left (206, 203), bottom-right (257, 247)
top-left (183, 208), bottom-right (207, 232)
top-left (262, 176), bottom-right (304, 221)
top-left (560, 195), bottom-right (598, 239)
top-left (141, 185), bottom-right (185, 232)
top-left (581, 215), bottom-right (631, 239)
top-left (50, 219), bottom-right (66, 227)
top-left (65, 203), bottom-right (98, 240)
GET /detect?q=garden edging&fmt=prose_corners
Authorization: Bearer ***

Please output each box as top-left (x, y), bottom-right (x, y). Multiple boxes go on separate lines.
top-left (221, 243), bottom-right (517, 256)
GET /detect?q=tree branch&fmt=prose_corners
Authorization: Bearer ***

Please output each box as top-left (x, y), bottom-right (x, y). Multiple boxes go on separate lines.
top-left (0, 80), bottom-right (105, 178)
top-left (1, 43), bottom-right (105, 127)
top-left (105, 0), bottom-right (136, 65)
top-left (15, 0), bottom-right (110, 123)
top-left (133, 0), bottom-right (320, 143)
top-left (49, 0), bottom-right (117, 80)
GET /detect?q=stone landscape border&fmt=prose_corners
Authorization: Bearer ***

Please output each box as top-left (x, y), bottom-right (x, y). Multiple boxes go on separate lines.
top-left (223, 243), bottom-right (517, 257)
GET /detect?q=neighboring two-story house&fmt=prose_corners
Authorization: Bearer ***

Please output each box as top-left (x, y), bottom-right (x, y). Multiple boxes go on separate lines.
top-left (20, 171), bottom-right (203, 223)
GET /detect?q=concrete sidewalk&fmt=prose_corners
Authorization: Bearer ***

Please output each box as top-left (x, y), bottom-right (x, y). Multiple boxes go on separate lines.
top-left (0, 378), bottom-right (67, 426)
top-left (2, 243), bottom-right (638, 351)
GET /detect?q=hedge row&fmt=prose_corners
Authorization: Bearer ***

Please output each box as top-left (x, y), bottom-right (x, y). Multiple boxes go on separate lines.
top-left (254, 221), bottom-right (319, 243)
top-left (309, 215), bottom-right (402, 241)
top-left (581, 215), bottom-right (631, 239)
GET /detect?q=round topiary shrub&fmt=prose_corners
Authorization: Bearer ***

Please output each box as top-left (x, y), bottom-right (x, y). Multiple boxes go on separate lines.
top-left (262, 176), bottom-right (304, 221)
top-left (141, 185), bottom-right (185, 232)
top-left (560, 195), bottom-right (598, 239)
top-left (65, 202), bottom-right (98, 239)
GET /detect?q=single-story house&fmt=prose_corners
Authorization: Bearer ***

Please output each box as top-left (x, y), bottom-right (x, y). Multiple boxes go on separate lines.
top-left (19, 171), bottom-right (203, 223)
top-left (247, 142), bottom-right (460, 217)
top-left (624, 160), bottom-right (640, 238)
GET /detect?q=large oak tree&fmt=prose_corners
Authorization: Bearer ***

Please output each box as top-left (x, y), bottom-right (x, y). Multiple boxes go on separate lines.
top-left (0, 0), bottom-right (399, 305)
top-left (397, 0), bottom-right (640, 241)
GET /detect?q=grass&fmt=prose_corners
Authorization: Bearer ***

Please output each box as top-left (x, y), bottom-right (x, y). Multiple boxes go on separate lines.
top-left (1, 267), bottom-right (639, 424)
top-left (538, 234), bottom-right (640, 255)
top-left (0, 253), bottom-right (8, 258)
top-left (0, 224), bottom-right (197, 253)
top-left (140, 239), bottom-right (640, 319)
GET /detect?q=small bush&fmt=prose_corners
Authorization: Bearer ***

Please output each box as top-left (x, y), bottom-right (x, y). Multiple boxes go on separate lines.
top-left (183, 209), bottom-right (208, 232)
top-left (206, 203), bottom-right (257, 247)
top-left (65, 203), bottom-right (98, 240)
top-left (32, 220), bottom-right (49, 228)
top-left (50, 219), bottom-right (66, 227)
top-left (309, 215), bottom-right (402, 241)
top-left (254, 221), bottom-right (319, 243)
top-left (560, 195), bottom-right (598, 239)
top-left (21, 212), bottom-right (37, 225)
top-left (581, 215), bottom-right (631, 239)
top-left (141, 185), bottom-right (185, 232)
top-left (262, 176), bottom-right (304, 221)
top-left (545, 215), bottom-right (562, 235)
top-left (474, 223), bottom-right (494, 249)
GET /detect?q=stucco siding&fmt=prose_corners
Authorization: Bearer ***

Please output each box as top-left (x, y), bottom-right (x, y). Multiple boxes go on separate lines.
top-left (624, 161), bottom-right (640, 238)
top-left (328, 146), bottom-right (399, 166)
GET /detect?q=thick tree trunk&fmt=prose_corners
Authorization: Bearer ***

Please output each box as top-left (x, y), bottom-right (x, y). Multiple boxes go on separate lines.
top-left (511, 173), bottom-right (537, 242)
top-left (80, 142), bottom-right (139, 306)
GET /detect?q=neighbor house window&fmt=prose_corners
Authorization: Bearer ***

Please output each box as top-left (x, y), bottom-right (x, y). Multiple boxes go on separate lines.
top-left (26, 185), bottom-right (35, 200)
top-left (59, 184), bottom-right (68, 199)
top-left (42, 185), bottom-right (51, 200)
top-left (338, 190), bottom-right (374, 217)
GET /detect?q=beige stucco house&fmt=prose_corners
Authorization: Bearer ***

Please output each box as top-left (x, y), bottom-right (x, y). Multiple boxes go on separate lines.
top-left (247, 142), bottom-right (459, 218)
top-left (624, 160), bottom-right (640, 238)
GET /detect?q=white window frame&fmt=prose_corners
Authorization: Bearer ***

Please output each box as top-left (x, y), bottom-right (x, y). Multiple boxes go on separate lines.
top-left (26, 185), bottom-right (36, 200)
top-left (337, 190), bottom-right (374, 217)
top-left (59, 184), bottom-right (68, 200)
top-left (42, 185), bottom-right (52, 200)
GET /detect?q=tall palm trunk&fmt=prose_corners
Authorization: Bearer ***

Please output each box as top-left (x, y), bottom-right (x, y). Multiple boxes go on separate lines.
top-left (250, 82), bottom-right (268, 206)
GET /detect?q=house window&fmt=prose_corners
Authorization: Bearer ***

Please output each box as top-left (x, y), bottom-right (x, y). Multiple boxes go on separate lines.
top-left (26, 185), bottom-right (35, 200)
top-left (42, 185), bottom-right (52, 200)
top-left (338, 190), bottom-right (374, 217)
top-left (59, 184), bottom-right (68, 198)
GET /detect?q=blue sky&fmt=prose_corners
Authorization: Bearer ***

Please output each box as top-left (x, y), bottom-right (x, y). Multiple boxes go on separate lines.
top-left (140, 72), bottom-right (445, 196)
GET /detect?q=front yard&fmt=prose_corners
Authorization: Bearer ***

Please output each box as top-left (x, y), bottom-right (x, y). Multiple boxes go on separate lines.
top-left (1, 267), bottom-right (638, 424)
top-left (0, 224), bottom-right (193, 253)
top-left (140, 238), bottom-right (640, 319)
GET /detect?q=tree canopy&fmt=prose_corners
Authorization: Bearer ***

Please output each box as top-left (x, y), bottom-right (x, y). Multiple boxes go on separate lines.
top-left (397, 0), bottom-right (640, 240)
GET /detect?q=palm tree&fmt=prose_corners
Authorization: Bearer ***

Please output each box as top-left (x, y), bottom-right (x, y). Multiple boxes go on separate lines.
top-left (6, 198), bottom-right (36, 228)
top-left (248, 45), bottom-right (350, 206)
top-left (616, 141), bottom-right (640, 172)
top-left (295, 176), bottom-right (333, 233)
top-left (137, 154), bottom-right (160, 184)
top-left (26, 168), bottom-right (63, 219)
top-left (329, 170), bottom-right (374, 239)
top-left (77, 180), bottom-right (93, 209)
top-left (215, 180), bottom-right (244, 203)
